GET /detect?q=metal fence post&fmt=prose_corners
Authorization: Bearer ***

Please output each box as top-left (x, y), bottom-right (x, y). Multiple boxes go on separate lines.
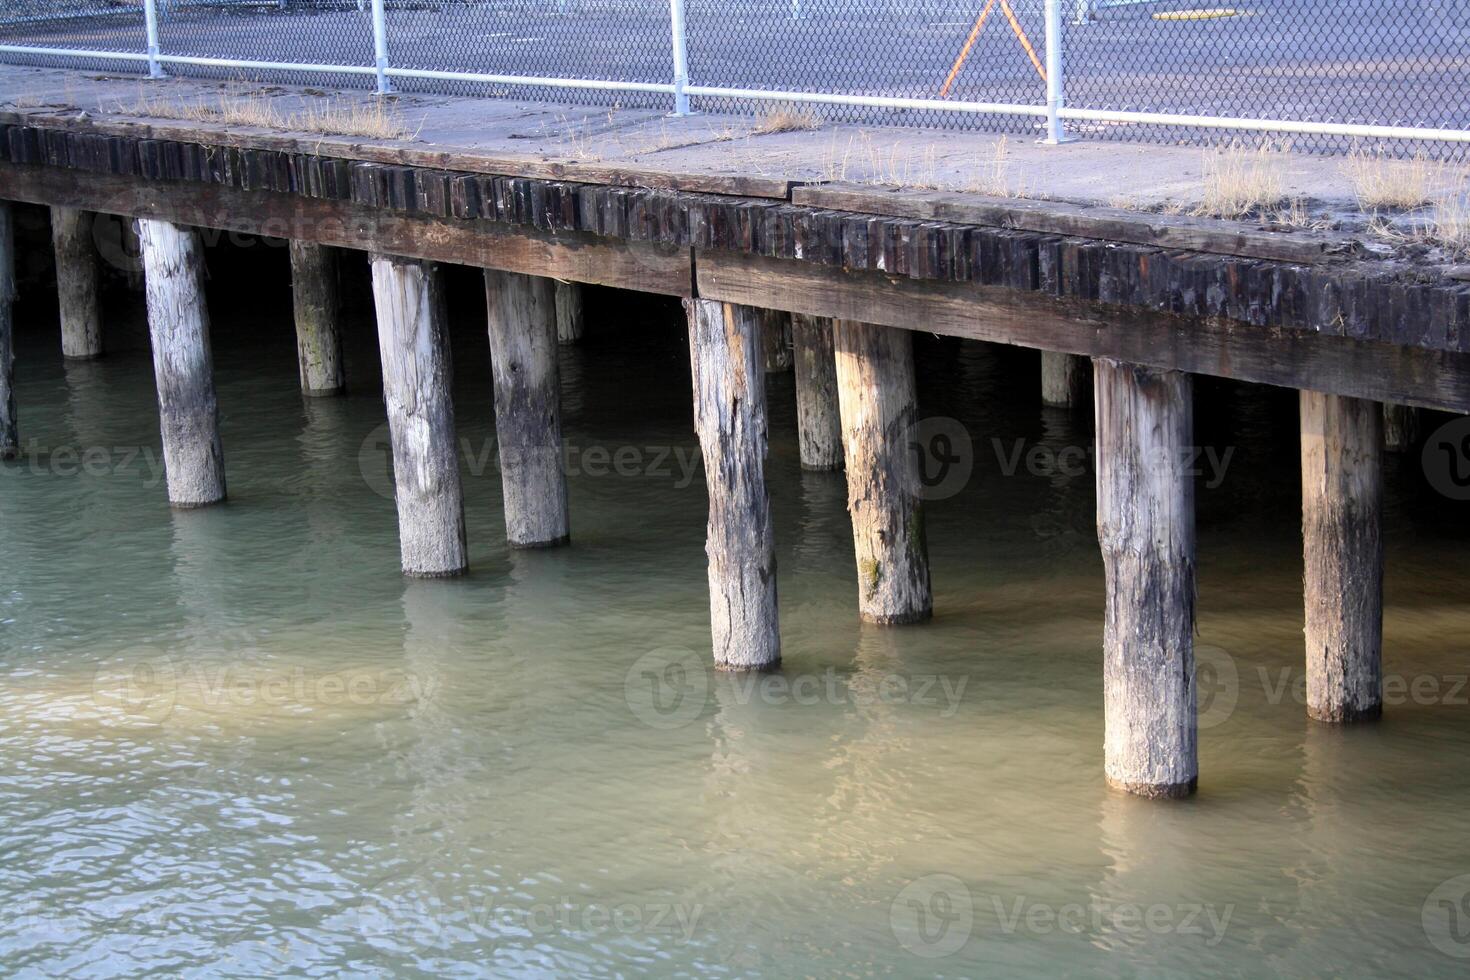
top-left (143, 0), bottom-right (166, 78)
top-left (1041, 0), bottom-right (1075, 144)
top-left (371, 0), bottom-right (394, 95)
top-left (668, 0), bottom-right (691, 116)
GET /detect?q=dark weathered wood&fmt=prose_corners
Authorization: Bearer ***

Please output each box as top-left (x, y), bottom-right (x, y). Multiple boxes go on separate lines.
top-left (1301, 391), bottom-right (1383, 723)
top-left (288, 240), bottom-right (343, 396)
top-left (794, 183), bottom-right (1349, 264)
top-left (1382, 402), bottom-right (1419, 452)
top-left (370, 254), bottom-right (467, 577)
top-left (137, 218), bottom-right (226, 507)
top-left (696, 249), bottom-right (1470, 415)
top-left (50, 206), bottom-right (102, 359)
top-left (0, 161), bottom-right (693, 297)
top-left (759, 307), bottom-right (792, 372)
top-left (833, 320), bottom-right (931, 625)
top-left (686, 298), bottom-right (780, 669)
top-left (8, 118), bottom-right (1470, 392)
top-left (5, 134), bottom-right (1469, 354)
top-left (1040, 350), bottom-right (1085, 408)
top-left (555, 280), bottom-right (584, 344)
top-left (0, 109), bottom-right (797, 200)
top-left (0, 200), bottom-right (15, 458)
top-left (1095, 359), bottom-right (1196, 798)
top-left (485, 270), bottom-right (570, 548)
top-left (791, 313), bottom-right (842, 471)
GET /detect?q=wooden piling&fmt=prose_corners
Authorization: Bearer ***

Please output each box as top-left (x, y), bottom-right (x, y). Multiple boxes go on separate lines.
top-left (1041, 351), bottom-right (1084, 407)
top-left (485, 270), bottom-right (570, 548)
top-left (0, 201), bottom-right (15, 458)
top-left (760, 308), bottom-right (793, 372)
top-left (288, 240), bottom-right (343, 396)
top-left (792, 313), bottom-right (842, 471)
top-left (369, 254), bottom-right (467, 577)
top-left (50, 207), bottom-right (102, 360)
top-left (833, 320), bottom-right (932, 625)
top-left (137, 218), bottom-right (227, 507)
top-left (1094, 359), bottom-right (1196, 798)
top-left (1381, 403), bottom-right (1418, 453)
top-left (1301, 390), bottom-right (1383, 723)
top-left (555, 280), bottom-right (584, 344)
top-left (686, 298), bottom-right (780, 670)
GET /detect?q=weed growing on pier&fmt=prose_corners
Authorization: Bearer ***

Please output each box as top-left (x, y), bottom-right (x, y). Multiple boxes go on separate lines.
top-left (1195, 143), bottom-right (1286, 219)
top-left (292, 98), bottom-right (420, 141)
top-left (959, 136), bottom-right (1024, 198)
top-left (105, 86), bottom-right (418, 141)
top-left (751, 104), bottom-right (823, 135)
top-left (816, 132), bottom-right (1025, 197)
top-left (1363, 175), bottom-right (1470, 256)
top-left (1428, 180), bottom-right (1470, 251)
top-left (1342, 147), bottom-right (1436, 211)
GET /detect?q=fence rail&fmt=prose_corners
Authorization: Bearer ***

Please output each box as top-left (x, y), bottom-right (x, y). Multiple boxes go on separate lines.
top-left (1, 0), bottom-right (1467, 153)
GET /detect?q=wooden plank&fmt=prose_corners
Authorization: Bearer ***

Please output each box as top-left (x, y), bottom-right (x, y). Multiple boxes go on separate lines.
top-left (0, 161), bottom-right (692, 297)
top-left (695, 248), bottom-right (1470, 414)
top-left (0, 109), bottom-right (797, 200)
top-left (793, 183), bottom-right (1352, 265)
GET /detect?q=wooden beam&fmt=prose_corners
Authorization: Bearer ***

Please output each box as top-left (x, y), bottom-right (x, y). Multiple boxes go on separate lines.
top-left (0, 109), bottom-right (798, 200)
top-left (696, 248), bottom-right (1470, 415)
top-left (0, 161), bottom-right (693, 297)
top-left (794, 183), bottom-right (1346, 264)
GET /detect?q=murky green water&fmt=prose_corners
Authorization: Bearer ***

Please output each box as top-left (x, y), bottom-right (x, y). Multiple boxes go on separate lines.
top-left (3, 233), bottom-right (1470, 977)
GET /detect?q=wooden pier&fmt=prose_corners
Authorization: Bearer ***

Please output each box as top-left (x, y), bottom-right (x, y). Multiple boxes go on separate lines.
top-left (3, 68), bottom-right (1469, 798)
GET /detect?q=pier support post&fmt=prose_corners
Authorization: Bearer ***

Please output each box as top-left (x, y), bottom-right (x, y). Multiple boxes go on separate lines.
top-left (1041, 351), bottom-right (1084, 407)
top-left (1381, 403), bottom-right (1418, 453)
top-left (1094, 359), bottom-right (1196, 798)
top-left (1301, 391), bottom-right (1383, 723)
top-left (485, 270), bottom-right (570, 548)
top-left (555, 280), bottom-right (584, 344)
top-left (289, 241), bottom-right (344, 396)
top-left (0, 202), bottom-right (16, 458)
top-left (370, 254), bottom-right (467, 577)
top-left (833, 320), bottom-right (931, 625)
top-left (792, 313), bottom-right (843, 471)
top-left (686, 298), bottom-right (780, 669)
top-left (51, 207), bottom-right (102, 360)
top-left (760, 308), bottom-right (793, 372)
top-left (138, 219), bottom-right (226, 507)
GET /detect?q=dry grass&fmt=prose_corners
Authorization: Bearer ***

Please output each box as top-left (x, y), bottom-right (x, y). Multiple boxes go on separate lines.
top-left (1373, 177), bottom-right (1470, 254)
top-left (1430, 180), bottom-right (1470, 250)
top-left (106, 87), bottom-right (418, 140)
top-left (1195, 143), bottom-right (1286, 219)
top-left (959, 136), bottom-right (1023, 197)
top-left (1342, 147), bottom-right (1437, 211)
top-left (1271, 196), bottom-right (1314, 229)
top-left (751, 104), bottom-right (823, 135)
top-left (817, 132), bottom-right (1024, 196)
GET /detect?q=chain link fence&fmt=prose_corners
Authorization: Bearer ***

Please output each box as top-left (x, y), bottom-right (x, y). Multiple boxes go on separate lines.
top-left (0, 0), bottom-right (1466, 152)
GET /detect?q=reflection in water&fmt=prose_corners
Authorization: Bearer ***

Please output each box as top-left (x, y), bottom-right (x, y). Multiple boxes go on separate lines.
top-left (1, 281), bottom-right (1469, 976)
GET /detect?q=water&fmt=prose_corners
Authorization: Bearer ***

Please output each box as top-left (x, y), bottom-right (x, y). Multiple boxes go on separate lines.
top-left (3, 235), bottom-right (1470, 977)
